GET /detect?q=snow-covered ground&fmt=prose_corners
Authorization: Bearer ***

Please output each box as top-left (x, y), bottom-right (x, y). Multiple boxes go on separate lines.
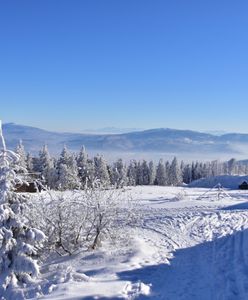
top-left (30, 186), bottom-right (248, 299)
top-left (188, 175), bottom-right (248, 189)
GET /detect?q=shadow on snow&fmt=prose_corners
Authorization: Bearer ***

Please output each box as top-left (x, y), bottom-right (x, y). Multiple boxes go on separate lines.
top-left (114, 228), bottom-right (248, 300)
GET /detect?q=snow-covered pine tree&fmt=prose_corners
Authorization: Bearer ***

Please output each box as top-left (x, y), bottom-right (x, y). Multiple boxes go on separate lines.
top-left (56, 146), bottom-right (80, 190)
top-left (26, 153), bottom-right (34, 173)
top-left (85, 158), bottom-right (96, 188)
top-left (192, 162), bottom-right (201, 180)
top-left (169, 157), bottom-right (182, 186)
top-left (110, 166), bottom-right (118, 186)
top-left (76, 146), bottom-right (89, 188)
top-left (191, 161), bottom-right (196, 181)
top-left (117, 159), bottom-right (127, 187)
top-left (165, 161), bottom-right (170, 185)
top-left (141, 160), bottom-right (150, 185)
top-left (136, 161), bottom-right (144, 185)
top-left (15, 140), bottom-right (27, 171)
top-left (57, 145), bottom-right (71, 167)
top-left (94, 155), bottom-right (110, 187)
top-left (0, 121), bottom-right (45, 299)
top-left (182, 163), bottom-right (192, 184)
top-left (227, 158), bottom-right (236, 175)
top-left (38, 145), bottom-right (57, 188)
top-left (180, 161), bottom-right (185, 176)
top-left (127, 160), bottom-right (137, 186)
top-left (210, 160), bottom-right (219, 177)
top-left (148, 161), bottom-right (156, 185)
top-left (156, 159), bottom-right (166, 186)
top-left (111, 159), bottom-right (127, 188)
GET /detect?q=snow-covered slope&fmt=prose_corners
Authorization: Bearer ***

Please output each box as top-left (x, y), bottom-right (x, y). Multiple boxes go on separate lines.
top-left (189, 175), bottom-right (248, 189)
top-left (24, 186), bottom-right (248, 300)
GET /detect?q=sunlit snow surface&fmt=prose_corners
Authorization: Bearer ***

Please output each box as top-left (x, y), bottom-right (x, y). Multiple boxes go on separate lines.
top-left (27, 186), bottom-right (248, 300)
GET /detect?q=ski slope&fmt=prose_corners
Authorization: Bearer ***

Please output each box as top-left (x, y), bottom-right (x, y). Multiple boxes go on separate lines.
top-left (28, 186), bottom-right (248, 300)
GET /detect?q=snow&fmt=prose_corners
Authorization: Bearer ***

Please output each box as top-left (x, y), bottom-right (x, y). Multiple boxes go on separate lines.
top-left (189, 175), bottom-right (248, 189)
top-left (24, 186), bottom-right (248, 299)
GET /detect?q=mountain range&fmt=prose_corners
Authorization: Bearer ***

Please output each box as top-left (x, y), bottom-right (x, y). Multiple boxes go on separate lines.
top-left (2, 123), bottom-right (248, 160)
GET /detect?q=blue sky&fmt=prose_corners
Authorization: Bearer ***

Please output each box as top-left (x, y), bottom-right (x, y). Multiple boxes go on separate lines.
top-left (0, 0), bottom-right (248, 133)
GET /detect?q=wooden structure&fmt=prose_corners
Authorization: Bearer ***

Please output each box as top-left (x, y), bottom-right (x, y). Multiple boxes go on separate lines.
top-left (239, 181), bottom-right (248, 190)
top-left (196, 183), bottom-right (232, 201)
top-left (15, 173), bottom-right (43, 193)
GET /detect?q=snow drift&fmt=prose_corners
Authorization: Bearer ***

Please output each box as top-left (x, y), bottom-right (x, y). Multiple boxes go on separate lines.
top-left (188, 175), bottom-right (248, 189)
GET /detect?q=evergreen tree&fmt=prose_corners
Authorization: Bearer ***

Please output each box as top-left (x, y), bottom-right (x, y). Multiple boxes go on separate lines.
top-left (227, 158), bottom-right (236, 175)
top-left (85, 158), bottom-right (96, 187)
top-left (26, 152), bottom-right (34, 173)
top-left (136, 161), bottom-right (143, 185)
top-left (94, 155), bottom-right (110, 186)
top-left (77, 146), bottom-right (89, 188)
top-left (57, 145), bottom-right (71, 167)
top-left (57, 146), bottom-right (80, 190)
top-left (127, 160), bottom-right (137, 186)
top-left (15, 140), bottom-right (27, 171)
top-left (165, 161), bottom-right (170, 185)
top-left (141, 160), bottom-right (150, 185)
top-left (0, 122), bottom-right (45, 299)
top-left (38, 145), bottom-right (56, 187)
top-left (156, 159), bottom-right (166, 186)
top-left (182, 164), bottom-right (192, 184)
top-left (148, 161), bottom-right (156, 185)
top-left (111, 159), bottom-right (127, 188)
top-left (169, 157), bottom-right (182, 186)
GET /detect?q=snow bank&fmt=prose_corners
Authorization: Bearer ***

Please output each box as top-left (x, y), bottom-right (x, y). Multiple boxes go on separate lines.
top-left (188, 175), bottom-right (248, 189)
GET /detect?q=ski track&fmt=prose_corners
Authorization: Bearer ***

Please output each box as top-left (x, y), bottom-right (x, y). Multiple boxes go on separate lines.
top-left (133, 205), bottom-right (248, 300)
top-left (30, 187), bottom-right (248, 300)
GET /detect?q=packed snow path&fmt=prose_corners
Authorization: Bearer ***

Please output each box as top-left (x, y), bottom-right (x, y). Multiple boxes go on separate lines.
top-left (128, 207), bottom-right (248, 300)
top-left (37, 186), bottom-right (248, 300)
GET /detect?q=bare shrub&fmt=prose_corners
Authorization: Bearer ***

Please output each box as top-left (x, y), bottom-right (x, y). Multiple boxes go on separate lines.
top-left (27, 182), bottom-right (136, 256)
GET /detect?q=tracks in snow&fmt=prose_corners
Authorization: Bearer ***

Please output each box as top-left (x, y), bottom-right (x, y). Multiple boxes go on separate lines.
top-left (134, 205), bottom-right (248, 299)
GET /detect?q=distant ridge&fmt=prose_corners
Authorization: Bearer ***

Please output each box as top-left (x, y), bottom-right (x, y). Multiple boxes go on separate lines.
top-left (2, 123), bottom-right (248, 158)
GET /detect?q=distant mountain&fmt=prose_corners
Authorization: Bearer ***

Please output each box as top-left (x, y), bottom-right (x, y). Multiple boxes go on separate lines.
top-left (204, 130), bottom-right (229, 136)
top-left (2, 123), bottom-right (248, 159)
top-left (82, 127), bottom-right (143, 134)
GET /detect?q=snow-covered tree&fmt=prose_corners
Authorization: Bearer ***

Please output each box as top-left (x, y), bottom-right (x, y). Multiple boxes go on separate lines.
top-left (37, 145), bottom-right (57, 188)
top-left (148, 161), bottom-right (156, 185)
top-left (227, 158), bottom-right (236, 175)
top-left (127, 160), bottom-right (137, 186)
top-left (165, 161), bottom-right (170, 185)
top-left (169, 157), bottom-right (182, 186)
top-left (136, 161), bottom-right (143, 185)
top-left (94, 155), bottom-right (110, 186)
top-left (111, 159), bottom-right (127, 188)
top-left (15, 140), bottom-right (27, 171)
top-left (209, 160), bottom-right (219, 177)
top-left (76, 146), bottom-right (89, 188)
top-left (0, 121), bottom-right (45, 299)
top-left (156, 159), bottom-right (166, 186)
top-left (141, 160), bottom-right (150, 185)
top-left (26, 153), bottom-right (34, 173)
top-left (182, 163), bottom-right (192, 184)
top-left (85, 158), bottom-right (96, 188)
top-left (57, 146), bottom-right (80, 190)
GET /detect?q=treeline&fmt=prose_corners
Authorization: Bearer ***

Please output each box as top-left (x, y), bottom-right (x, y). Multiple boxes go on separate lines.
top-left (15, 141), bottom-right (248, 190)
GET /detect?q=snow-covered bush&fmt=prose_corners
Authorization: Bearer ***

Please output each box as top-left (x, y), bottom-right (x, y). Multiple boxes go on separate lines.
top-left (28, 182), bottom-right (134, 256)
top-left (0, 121), bottom-right (45, 300)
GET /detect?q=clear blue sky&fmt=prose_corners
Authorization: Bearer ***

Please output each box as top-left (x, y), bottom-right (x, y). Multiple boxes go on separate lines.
top-left (1, 0), bottom-right (248, 132)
